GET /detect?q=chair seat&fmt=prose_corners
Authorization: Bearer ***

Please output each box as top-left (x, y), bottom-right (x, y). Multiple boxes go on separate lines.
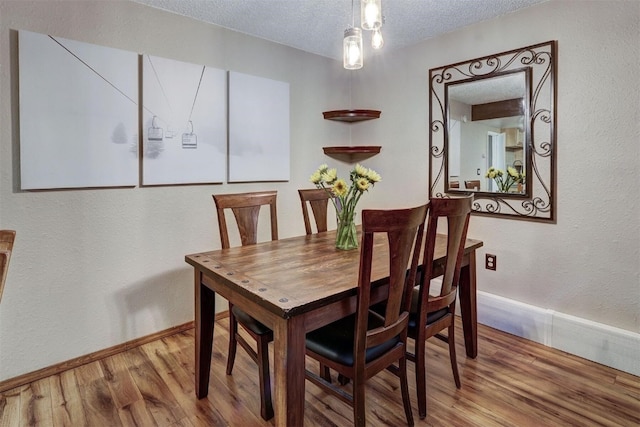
top-left (371, 303), bottom-right (449, 337)
top-left (407, 308), bottom-right (450, 336)
top-left (232, 305), bottom-right (272, 336)
top-left (306, 311), bottom-right (401, 367)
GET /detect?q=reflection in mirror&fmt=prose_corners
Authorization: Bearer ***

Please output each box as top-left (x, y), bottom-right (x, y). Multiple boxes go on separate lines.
top-left (447, 71), bottom-right (528, 195)
top-left (429, 41), bottom-right (557, 222)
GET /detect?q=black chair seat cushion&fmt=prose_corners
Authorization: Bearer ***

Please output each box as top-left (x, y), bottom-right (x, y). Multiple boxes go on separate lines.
top-left (305, 311), bottom-right (400, 367)
top-left (407, 307), bottom-right (449, 337)
top-left (232, 305), bottom-right (272, 336)
top-left (370, 302), bottom-right (449, 338)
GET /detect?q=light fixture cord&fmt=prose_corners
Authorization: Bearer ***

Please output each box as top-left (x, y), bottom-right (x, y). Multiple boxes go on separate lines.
top-left (351, 0), bottom-right (354, 28)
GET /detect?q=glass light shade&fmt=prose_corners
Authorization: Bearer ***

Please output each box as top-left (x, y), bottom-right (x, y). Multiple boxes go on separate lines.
top-left (343, 27), bottom-right (363, 70)
top-left (371, 28), bottom-right (384, 49)
top-left (361, 0), bottom-right (382, 30)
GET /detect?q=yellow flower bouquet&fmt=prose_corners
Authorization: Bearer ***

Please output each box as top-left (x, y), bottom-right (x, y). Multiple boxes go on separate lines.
top-left (485, 166), bottom-right (525, 193)
top-left (310, 163), bottom-right (381, 250)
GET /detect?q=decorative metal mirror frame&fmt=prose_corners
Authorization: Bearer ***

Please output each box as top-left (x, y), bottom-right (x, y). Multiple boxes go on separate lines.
top-left (429, 40), bottom-right (557, 222)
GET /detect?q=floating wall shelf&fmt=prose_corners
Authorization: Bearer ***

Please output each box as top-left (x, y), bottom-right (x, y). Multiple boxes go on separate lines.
top-left (323, 146), bottom-right (381, 155)
top-left (322, 146), bottom-right (381, 162)
top-left (322, 109), bottom-right (381, 122)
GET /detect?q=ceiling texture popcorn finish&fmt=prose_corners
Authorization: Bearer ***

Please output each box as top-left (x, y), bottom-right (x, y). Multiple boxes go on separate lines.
top-left (131, 0), bottom-right (548, 60)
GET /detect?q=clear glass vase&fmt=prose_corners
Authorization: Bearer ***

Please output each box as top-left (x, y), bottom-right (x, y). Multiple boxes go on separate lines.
top-left (335, 214), bottom-right (358, 250)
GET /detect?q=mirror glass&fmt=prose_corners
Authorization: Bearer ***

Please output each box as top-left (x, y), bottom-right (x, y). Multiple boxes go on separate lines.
top-left (429, 41), bottom-right (557, 222)
top-left (446, 71), bottom-right (528, 194)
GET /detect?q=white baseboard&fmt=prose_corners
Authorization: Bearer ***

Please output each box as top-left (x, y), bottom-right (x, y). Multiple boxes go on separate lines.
top-left (475, 291), bottom-right (640, 377)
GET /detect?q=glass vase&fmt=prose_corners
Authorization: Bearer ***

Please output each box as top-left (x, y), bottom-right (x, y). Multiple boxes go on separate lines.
top-left (335, 214), bottom-right (358, 250)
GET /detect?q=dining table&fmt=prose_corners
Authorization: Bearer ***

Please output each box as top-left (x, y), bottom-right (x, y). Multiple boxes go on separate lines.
top-left (185, 229), bottom-right (483, 426)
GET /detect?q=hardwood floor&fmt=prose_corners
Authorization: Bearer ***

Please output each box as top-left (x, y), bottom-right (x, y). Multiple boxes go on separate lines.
top-left (1, 317), bottom-right (638, 426)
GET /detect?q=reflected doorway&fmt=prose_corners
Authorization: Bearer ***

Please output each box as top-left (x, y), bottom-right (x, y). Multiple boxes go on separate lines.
top-left (487, 131), bottom-right (505, 192)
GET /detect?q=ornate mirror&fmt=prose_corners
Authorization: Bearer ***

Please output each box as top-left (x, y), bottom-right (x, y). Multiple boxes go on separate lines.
top-left (429, 41), bottom-right (557, 222)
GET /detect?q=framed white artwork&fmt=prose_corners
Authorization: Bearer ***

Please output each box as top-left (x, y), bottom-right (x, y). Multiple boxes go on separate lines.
top-left (142, 55), bottom-right (227, 185)
top-left (228, 72), bottom-right (290, 182)
top-left (19, 30), bottom-right (138, 190)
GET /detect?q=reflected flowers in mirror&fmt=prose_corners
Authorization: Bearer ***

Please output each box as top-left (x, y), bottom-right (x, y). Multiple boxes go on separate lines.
top-left (486, 166), bottom-right (525, 193)
top-left (310, 164), bottom-right (381, 250)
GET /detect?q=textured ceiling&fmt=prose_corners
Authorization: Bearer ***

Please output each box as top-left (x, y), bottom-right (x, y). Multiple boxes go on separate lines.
top-left (131, 0), bottom-right (547, 60)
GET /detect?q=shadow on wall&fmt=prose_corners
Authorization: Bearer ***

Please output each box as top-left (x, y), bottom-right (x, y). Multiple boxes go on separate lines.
top-left (112, 267), bottom-right (193, 341)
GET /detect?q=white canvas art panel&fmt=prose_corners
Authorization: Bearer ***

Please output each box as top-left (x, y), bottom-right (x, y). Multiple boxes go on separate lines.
top-left (228, 72), bottom-right (290, 182)
top-left (142, 55), bottom-right (227, 185)
top-left (19, 30), bottom-right (138, 190)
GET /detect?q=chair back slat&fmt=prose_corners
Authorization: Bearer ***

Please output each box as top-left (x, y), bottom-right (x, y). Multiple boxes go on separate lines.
top-left (355, 205), bottom-right (428, 356)
top-left (418, 195), bottom-right (473, 311)
top-left (230, 206), bottom-right (262, 246)
top-left (443, 213), bottom-right (469, 293)
top-left (213, 191), bottom-right (278, 249)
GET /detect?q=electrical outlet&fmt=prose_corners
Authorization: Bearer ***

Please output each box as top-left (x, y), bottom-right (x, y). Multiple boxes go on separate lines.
top-left (485, 254), bottom-right (497, 271)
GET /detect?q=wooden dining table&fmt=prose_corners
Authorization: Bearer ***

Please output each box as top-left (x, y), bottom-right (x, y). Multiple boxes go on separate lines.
top-left (185, 230), bottom-right (483, 426)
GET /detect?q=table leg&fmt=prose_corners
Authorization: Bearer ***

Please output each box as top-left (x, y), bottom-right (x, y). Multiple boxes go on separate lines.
top-left (272, 316), bottom-right (306, 427)
top-left (458, 251), bottom-right (478, 358)
top-left (195, 270), bottom-right (216, 398)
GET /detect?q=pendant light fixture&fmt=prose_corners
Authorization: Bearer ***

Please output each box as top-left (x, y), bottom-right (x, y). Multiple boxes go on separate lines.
top-left (361, 0), bottom-right (382, 30)
top-left (343, 0), bottom-right (363, 70)
top-left (362, 1), bottom-right (384, 52)
top-left (371, 27), bottom-right (384, 49)
top-left (343, 28), bottom-right (363, 69)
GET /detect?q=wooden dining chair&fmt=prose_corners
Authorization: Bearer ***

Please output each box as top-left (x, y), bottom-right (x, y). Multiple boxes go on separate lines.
top-left (0, 230), bottom-right (16, 304)
top-left (212, 191), bottom-right (278, 421)
top-left (409, 194), bottom-right (473, 419)
top-left (304, 203), bottom-right (428, 427)
top-left (464, 180), bottom-right (481, 190)
top-left (449, 180), bottom-right (460, 189)
top-left (300, 188), bottom-right (350, 382)
top-left (298, 188), bottom-right (333, 235)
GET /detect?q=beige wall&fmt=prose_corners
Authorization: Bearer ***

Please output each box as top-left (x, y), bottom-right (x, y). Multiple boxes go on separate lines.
top-left (355, 0), bottom-right (639, 330)
top-left (0, 0), bottom-right (350, 380)
top-left (1, 0), bottom-right (638, 381)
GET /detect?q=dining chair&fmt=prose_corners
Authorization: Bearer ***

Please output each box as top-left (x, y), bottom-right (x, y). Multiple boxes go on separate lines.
top-left (409, 194), bottom-right (473, 419)
top-left (298, 188), bottom-right (333, 235)
top-left (212, 191), bottom-right (278, 421)
top-left (464, 180), bottom-right (480, 190)
top-left (0, 230), bottom-right (16, 304)
top-left (304, 203), bottom-right (428, 427)
top-left (299, 188), bottom-right (350, 383)
top-left (450, 181), bottom-right (460, 189)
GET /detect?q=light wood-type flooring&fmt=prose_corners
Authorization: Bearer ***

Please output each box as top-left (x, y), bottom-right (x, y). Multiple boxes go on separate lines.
top-left (1, 316), bottom-right (638, 426)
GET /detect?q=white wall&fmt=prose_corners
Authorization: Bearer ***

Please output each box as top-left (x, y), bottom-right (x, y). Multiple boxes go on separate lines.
top-left (1, 0), bottom-right (639, 382)
top-left (0, 0), bottom-right (350, 381)
top-left (356, 0), bottom-right (639, 355)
